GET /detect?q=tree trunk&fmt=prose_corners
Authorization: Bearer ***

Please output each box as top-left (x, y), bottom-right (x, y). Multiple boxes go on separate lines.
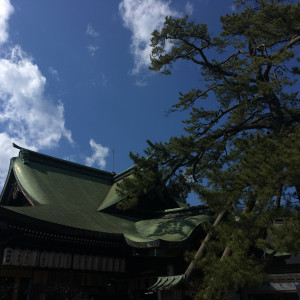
top-left (219, 199), bottom-right (257, 261)
top-left (185, 209), bottom-right (227, 280)
top-left (275, 184), bottom-right (283, 209)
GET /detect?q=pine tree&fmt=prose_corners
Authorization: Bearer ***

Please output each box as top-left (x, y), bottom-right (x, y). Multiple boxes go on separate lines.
top-left (118, 0), bottom-right (300, 297)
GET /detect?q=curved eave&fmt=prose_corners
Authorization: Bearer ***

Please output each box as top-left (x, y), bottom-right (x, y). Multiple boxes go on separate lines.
top-left (0, 205), bottom-right (210, 249)
top-left (149, 274), bottom-right (188, 291)
top-left (12, 166), bottom-right (41, 207)
top-left (124, 214), bottom-right (211, 248)
top-left (124, 235), bottom-right (187, 249)
top-left (0, 205), bottom-right (133, 241)
top-left (0, 158), bottom-right (16, 204)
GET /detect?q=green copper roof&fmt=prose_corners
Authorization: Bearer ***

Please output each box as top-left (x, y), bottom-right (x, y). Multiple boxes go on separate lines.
top-left (0, 147), bottom-right (210, 248)
top-left (13, 156), bottom-right (112, 207)
top-left (133, 214), bottom-right (210, 242)
top-left (4, 205), bottom-right (137, 235)
top-left (6, 156), bottom-right (138, 235)
top-left (149, 274), bottom-right (188, 291)
top-left (96, 176), bottom-right (133, 211)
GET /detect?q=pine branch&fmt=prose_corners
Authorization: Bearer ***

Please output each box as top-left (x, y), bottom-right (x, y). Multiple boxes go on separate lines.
top-left (219, 49), bottom-right (251, 64)
top-left (177, 36), bottom-right (237, 77)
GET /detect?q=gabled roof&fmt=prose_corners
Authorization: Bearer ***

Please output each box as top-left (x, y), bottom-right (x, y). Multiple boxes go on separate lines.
top-left (0, 145), bottom-right (210, 248)
top-left (96, 172), bottom-right (134, 212)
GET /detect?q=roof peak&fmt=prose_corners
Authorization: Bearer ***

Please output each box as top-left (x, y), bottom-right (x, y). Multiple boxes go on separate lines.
top-left (13, 143), bottom-right (116, 181)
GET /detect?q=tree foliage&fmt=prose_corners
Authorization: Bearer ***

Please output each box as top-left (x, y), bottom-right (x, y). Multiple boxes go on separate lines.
top-left (118, 0), bottom-right (300, 297)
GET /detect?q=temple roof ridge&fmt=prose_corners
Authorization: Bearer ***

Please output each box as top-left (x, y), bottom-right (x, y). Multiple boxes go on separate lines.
top-left (13, 143), bottom-right (115, 181)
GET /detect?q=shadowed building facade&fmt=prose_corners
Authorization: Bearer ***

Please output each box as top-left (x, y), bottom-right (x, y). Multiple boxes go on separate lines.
top-left (0, 145), bottom-right (210, 300)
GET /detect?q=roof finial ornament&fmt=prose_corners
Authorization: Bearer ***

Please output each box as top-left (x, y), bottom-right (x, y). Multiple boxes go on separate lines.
top-left (12, 143), bottom-right (22, 150)
top-left (12, 143), bottom-right (29, 165)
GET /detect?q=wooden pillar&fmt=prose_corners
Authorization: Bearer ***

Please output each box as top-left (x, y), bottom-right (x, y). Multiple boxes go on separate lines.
top-left (157, 290), bottom-right (161, 300)
top-left (12, 277), bottom-right (20, 300)
top-left (26, 278), bottom-right (32, 300)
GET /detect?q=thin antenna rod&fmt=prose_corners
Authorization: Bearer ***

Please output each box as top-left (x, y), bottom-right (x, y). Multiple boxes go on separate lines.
top-left (112, 148), bottom-right (115, 173)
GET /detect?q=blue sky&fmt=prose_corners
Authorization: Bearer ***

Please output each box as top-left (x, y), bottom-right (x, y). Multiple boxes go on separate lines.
top-left (0, 0), bottom-right (236, 204)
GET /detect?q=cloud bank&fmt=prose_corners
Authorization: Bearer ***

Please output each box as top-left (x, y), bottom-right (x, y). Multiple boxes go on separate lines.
top-left (0, 0), bottom-right (73, 186)
top-left (119, 0), bottom-right (180, 74)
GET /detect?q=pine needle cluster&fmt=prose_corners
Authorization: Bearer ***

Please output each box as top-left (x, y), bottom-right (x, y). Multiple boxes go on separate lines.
top-left (118, 0), bottom-right (300, 297)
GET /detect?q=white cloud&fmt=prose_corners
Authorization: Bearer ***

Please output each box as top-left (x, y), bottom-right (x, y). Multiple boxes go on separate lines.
top-left (0, 46), bottom-right (73, 148)
top-left (119, 0), bottom-right (180, 74)
top-left (87, 45), bottom-right (99, 57)
top-left (0, 0), bottom-right (14, 44)
top-left (0, 46), bottom-right (73, 184)
top-left (48, 66), bottom-right (60, 81)
top-left (185, 2), bottom-right (193, 15)
top-left (85, 139), bottom-right (109, 169)
top-left (86, 24), bottom-right (99, 37)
